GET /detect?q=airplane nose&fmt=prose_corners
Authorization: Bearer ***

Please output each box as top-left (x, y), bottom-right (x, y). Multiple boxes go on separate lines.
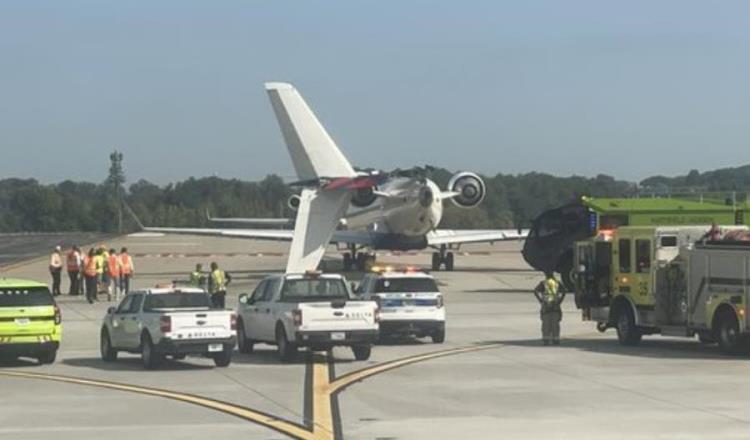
top-left (419, 186), bottom-right (434, 207)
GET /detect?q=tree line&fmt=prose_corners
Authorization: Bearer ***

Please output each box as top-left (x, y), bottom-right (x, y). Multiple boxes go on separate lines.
top-left (0, 168), bottom-right (639, 233)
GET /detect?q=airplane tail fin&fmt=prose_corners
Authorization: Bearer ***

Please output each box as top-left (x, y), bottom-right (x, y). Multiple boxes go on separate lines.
top-left (265, 82), bottom-right (356, 180)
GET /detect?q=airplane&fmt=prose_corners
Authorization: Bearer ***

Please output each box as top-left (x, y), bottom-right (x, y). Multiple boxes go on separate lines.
top-left (142, 82), bottom-right (527, 273)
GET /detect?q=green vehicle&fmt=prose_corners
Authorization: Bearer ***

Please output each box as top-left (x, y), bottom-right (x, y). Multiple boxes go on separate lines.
top-left (0, 278), bottom-right (61, 364)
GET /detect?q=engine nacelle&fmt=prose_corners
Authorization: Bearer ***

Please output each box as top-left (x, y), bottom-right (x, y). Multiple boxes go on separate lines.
top-left (448, 172), bottom-right (486, 208)
top-left (350, 187), bottom-right (378, 208)
top-left (288, 194), bottom-right (301, 211)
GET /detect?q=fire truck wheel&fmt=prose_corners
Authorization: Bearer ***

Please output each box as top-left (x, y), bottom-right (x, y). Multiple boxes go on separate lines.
top-left (717, 311), bottom-right (742, 355)
top-left (615, 306), bottom-right (641, 346)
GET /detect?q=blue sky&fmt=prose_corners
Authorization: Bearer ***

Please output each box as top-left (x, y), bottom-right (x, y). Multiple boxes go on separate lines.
top-left (2, 1), bottom-right (750, 184)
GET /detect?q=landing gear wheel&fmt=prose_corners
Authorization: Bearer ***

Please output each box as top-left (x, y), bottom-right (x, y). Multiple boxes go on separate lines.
top-left (445, 252), bottom-right (454, 271)
top-left (37, 349), bottom-right (57, 365)
top-left (343, 253), bottom-right (353, 271)
top-left (352, 345), bottom-right (372, 361)
top-left (615, 306), bottom-right (641, 346)
top-left (100, 328), bottom-right (118, 362)
top-left (276, 326), bottom-right (298, 362)
top-left (432, 252), bottom-right (441, 271)
top-left (213, 347), bottom-right (232, 367)
top-left (141, 333), bottom-right (162, 370)
top-left (718, 312), bottom-right (742, 355)
top-left (431, 326), bottom-right (446, 344)
top-left (237, 319), bottom-right (255, 354)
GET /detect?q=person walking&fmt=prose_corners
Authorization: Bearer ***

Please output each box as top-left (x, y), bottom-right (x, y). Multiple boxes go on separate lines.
top-left (533, 272), bottom-right (566, 345)
top-left (189, 263), bottom-right (206, 289)
top-left (118, 247), bottom-right (134, 294)
top-left (66, 246), bottom-right (82, 296)
top-left (208, 262), bottom-right (231, 309)
top-left (107, 248), bottom-right (121, 302)
top-left (49, 246), bottom-right (63, 296)
top-left (94, 247), bottom-right (106, 295)
top-left (83, 248), bottom-right (98, 304)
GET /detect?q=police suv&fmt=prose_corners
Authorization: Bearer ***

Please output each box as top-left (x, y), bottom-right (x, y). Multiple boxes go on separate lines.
top-left (356, 267), bottom-right (445, 343)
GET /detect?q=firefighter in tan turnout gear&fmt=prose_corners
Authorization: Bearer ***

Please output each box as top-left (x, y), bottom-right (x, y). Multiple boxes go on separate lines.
top-left (533, 273), bottom-right (566, 345)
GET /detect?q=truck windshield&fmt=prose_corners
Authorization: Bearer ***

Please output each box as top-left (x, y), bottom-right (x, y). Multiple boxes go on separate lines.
top-left (0, 287), bottom-right (55, 307)
top-left (281, 279), bottom-right (349, 302)
top-left (144, 293), bottom-right (211, 311)
top-left (375, 278), bottom-right (439, 293)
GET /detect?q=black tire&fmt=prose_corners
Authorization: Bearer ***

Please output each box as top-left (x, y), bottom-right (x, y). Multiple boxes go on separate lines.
top-left (615, 305), bottom-right (641, 346)
top-left (718, 311), bottom-right (742, 355)
top-left (37, 349), bottom-right (57, 365)
top-left (100, 328), bottom-right (118, 362)
top-left (445, 252), bottom-right (454, 271)
top-left (213, 347), bottom-right (232, 367)
top-left (431, 326), bottom-right (446, 344)
top-left (343, 253), bottom-right (352, 271)
top-left (141, 333), bottom-right (162, 370)
top-left (237, 319), bottom-right (254, 354)
top-left (276, 325), bottom-right (297, 362)
top-left (431, 253), bottom-right (441, 271)
top-left (352, 344), bottom-right (372, 361)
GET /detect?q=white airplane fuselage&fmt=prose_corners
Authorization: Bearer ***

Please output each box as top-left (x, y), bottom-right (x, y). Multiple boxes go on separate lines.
top-left (342, 177), bottom-right (443, 238)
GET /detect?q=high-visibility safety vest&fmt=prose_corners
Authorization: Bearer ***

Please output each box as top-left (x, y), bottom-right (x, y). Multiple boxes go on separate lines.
top-left (544, 278), bottom-right (560, 304)
top-left (107, 255), bottom-right (121, 277)
top-left (210, 269), bottom-right (227, 293)
top-left (189, 271), bottom-right (204, 286)
top-left (94, 254), bottom-right (105, 274)
top-left (119, 254), bottom-right (133, 275)
top-left (66, 251), bottom-right (79, 272)
top-left (83, 256), bottom-right (97, 277)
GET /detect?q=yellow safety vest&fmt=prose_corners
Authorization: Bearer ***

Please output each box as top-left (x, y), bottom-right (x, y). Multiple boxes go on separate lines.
top-left (94, 255), bottom-right (105, 274)
top-left (210, 269), bottom-right (226, 293)
top-left (544, 278), bottom-right (560, 304)
top-left (190, 271), bottom-right (204, 286)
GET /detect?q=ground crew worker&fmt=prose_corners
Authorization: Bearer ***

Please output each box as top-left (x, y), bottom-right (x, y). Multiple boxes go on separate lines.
top-left (533, 272), bottom-right (566, 345)
top-left (119, 247), bottom-right (134, 294)
top-left (49, 246), bottom-right (63, 296)
top-left (189, 263), bottom-right (206, 288)
top-left (208, 262), bottom-right (231, 309)
top-left (107, 248), bottom-right (121, 302)
top-left (83, 248), bottom-right (98, 304)
top-left (66, 246), bottom-right (82, 295)
top-left (94, 247), bottom-right (106, 294)
top-left (702, 222), bottom-right (722, 242)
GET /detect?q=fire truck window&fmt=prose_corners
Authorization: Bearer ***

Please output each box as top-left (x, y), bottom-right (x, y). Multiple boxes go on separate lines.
top-left (660, 236), bottom-right (677, 247)
top-left (618, 239), bottom-right (631, 273)
top-left (636, 239), bottom-right (651, 273)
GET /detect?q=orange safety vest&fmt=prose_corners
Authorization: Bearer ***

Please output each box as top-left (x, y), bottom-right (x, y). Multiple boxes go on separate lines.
top-left (119, 254), bottom-right (133, 275)
top-left (83, 256), bottom-right (97, 277)
top-left (66, 251), bottom-right (79, 272)
top-left (107, 255), bottom-right (121, 277)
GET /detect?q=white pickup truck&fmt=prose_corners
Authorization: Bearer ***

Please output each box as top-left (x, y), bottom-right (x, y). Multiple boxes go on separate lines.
top-left (236, 272), bottom-right (379, 362)
top-left (100, 286), bottom-right (237, 369)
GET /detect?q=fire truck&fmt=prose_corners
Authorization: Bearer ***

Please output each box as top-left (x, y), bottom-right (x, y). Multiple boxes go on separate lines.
top-left (572, 225), bottom-right (750, 354)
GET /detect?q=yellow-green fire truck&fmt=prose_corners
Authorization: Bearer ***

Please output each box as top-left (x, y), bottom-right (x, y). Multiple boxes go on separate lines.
top-left (573, 225), bottom-right (750, 354)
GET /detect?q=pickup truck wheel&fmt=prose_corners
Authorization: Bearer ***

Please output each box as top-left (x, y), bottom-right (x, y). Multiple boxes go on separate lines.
top-left (100, 328), bottom-right (118, 362)
top-left (141, 333), bottom-right (162, 370)
top-left (237, 319), bottom-right (254, 354)
top-left (213, 347), bottom-right (232, 367)
top-left (37, 349), bottom-right (57, 365)
top-left (352, 344), bottom-right (372, 361)
top-left (276, 326), bottom-right (297, 362)
top-left (615, 306), bottom-right (641, 346)
top-left (431, 327), bottom-right (446, 344)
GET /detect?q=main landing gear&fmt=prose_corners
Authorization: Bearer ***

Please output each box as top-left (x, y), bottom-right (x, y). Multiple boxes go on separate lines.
top-left (432, 245), bottom-right (454, 271)
top-left (343, 245), bottom-right (375, 271)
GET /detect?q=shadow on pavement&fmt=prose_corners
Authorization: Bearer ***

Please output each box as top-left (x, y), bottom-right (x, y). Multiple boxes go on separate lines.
top-left (486, 336), bottom-right (750, 361)
top-left (0, 357), bottom-right (42, 368)
top-left (466, 288), bottom-right (533, 294)
top-left (63, 356), bottom-right (215, 371)
top-left (232, 347), bottom-right (357, 365)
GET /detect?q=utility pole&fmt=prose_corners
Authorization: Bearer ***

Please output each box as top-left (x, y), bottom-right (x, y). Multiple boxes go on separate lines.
top-left (107, 150), bottom-right (126, 233)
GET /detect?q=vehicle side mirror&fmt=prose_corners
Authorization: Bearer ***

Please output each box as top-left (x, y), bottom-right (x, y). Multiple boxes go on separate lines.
top-left (238, 294), bottom-right (248, 305)
top-left (107, 306), bottom-right (116, 315)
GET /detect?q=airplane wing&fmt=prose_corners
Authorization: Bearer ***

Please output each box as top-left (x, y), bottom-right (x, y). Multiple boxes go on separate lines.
top-left (427, 229), bottom-right (529, 246)
top-left (142, 226), bottom-right (296, 241)
top-left (286, 188), bottom-right (352, 273)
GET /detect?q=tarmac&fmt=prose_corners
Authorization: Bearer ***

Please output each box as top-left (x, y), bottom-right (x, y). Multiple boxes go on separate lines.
top-left (2, 234), bottom-right (750, 439)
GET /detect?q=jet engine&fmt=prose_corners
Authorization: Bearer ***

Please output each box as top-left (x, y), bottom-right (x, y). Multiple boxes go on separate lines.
top-left (288, 194), bottom-right (301, 211)
top-left (351, 187), bottom-right (378, 208)
top-left (448, 172), bottom-right (486, 208)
